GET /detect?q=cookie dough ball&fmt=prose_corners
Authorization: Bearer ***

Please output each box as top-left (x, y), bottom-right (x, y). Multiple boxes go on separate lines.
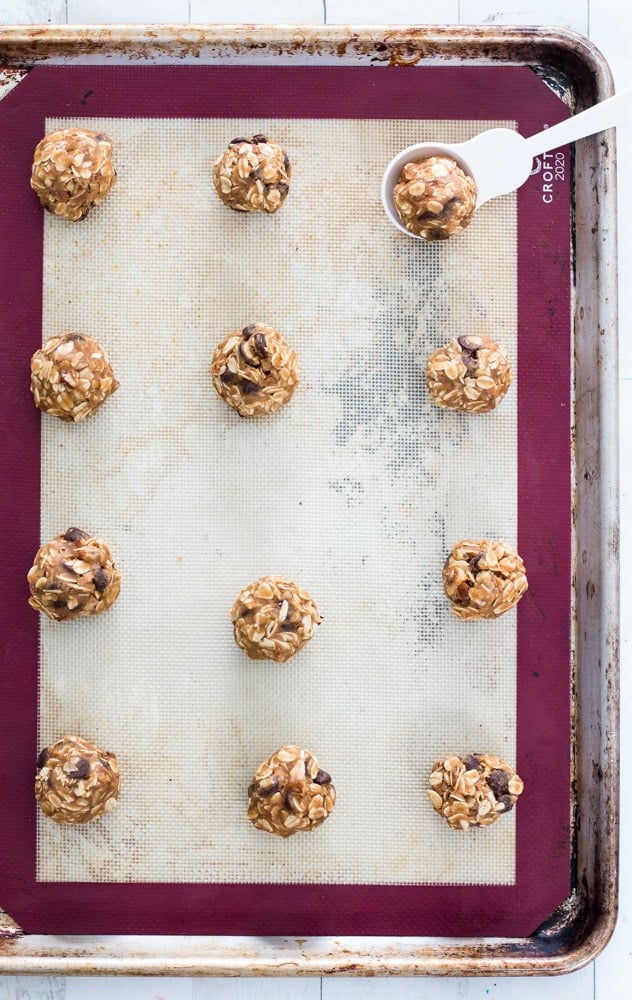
top-left (35, 735), bottom-right (120, 824)
top-left (31, 127), bottom-right (116, 221)
top-left (231, 575), bottom-right (321, 663)
top-left (393, 155), bottom-right (477, 240)
top-left (213, 134), bottom-right (291, 213)
top-left (28, 528), bottom-right (121, 622)
top-left (248, 745), bottom-right (335, 837)
top-left (30, 333), bottom-right (119, 423)
top-left (426, 335), bottom-right (511, 414)
top-left (427, 753), bottom-right (524, 830)
top-left (210, 323), bottom-right (299, 417)
top-left (443, 539), bottom-right (528, 620)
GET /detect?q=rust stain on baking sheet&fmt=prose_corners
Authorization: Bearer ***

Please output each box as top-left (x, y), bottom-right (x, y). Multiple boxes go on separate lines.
top-left (0, 24), bottom-right (612, 108)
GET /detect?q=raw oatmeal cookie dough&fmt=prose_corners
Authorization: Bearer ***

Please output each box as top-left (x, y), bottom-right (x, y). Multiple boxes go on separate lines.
top-left (35, 735), bottom-right (120, 824)
top-left (30, 332), bottom-right (119, 422)
top-left (443, 539), bottom-right (528, 620)
top-left (427, 753), bottom-right (524, 830)
top-left (213, 134), bottom-right (291, 213)
top-left (393, 155), bottom-right (477, 240)
top-left (248, 745), bottom-right (335, 837)
top-left (231, 575), bottom-right (321, 662)
top-left (210, 323), bottom-right (299, 417)
top-left (426, 335), bottom-right (512, 414)
top-left (31, 127), bottom-right (116, 221)
top-left (28, 528), bottom-right (121, 622)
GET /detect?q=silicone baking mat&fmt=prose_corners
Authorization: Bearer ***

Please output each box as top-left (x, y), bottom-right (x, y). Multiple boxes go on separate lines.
top-left (0, 64), bottom-right (571, 937)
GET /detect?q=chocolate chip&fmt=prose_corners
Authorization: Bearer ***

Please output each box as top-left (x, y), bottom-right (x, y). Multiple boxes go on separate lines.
top-left (456, 580), bottom-right (472, 603)
top-left (417, 198), bottom-right (459, 223)
top-left (242, 325), bottom-right (257, 339)
top-left (239, 379), bottom-right (259, 396)
top-left (464, 755), bottom-right (481, 771)
top-left (93, 566), bottom-right (110, 591)
top-left (487, 769), bottom-right (510, 797)
top-left (258, 775), bottom-right (281, 796)
top-left (439, 197), bottom-right (459, 217)
top-left (279, 622), bottom-right (296, 632)
top-left (428, 228), bottom-right (451, 242)
top-left (277, 182), bottom-right (289, 195)
top-left (462, 353), bottom-right (479, 376)
top-left (230, 137), bottom-right (249, 145)
top-left (457, 335), bottom-right (484, 352)
top-left (53, 599), bottom-right (68, 609)
top-left (466, 553), bottom-right (482, 574)
top-left (498, 795), bottom-right (514, 813)
top-left (313, 769), bottom-right (331, 786)
top-left (239, 341), bottom-right (260, 368)
top-left (68, 757), bottom-right (90, 780)
top-left (64, 527), bottom-right (89, 543)
top-left (252, 133), bottom-right (268, 144)
top-left (254, 333), bottom-right (268, 358)
top-left (283, 152), bottom-right (290, 172)
top-left (220, 370), bottom-right (240, 386)
top-left (37, 747), bottom-right (49, 769)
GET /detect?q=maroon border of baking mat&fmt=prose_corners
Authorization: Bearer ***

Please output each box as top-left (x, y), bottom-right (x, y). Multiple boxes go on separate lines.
top-left (0, 65), bottom-right (571, 937)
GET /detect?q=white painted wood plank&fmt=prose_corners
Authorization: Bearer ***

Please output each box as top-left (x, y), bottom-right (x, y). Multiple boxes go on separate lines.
top-left (325, 1), bottom-right (459, 23)
top-left (590, 0), bottom-right (632, 381)
top-left (460, 1), bottom-right (588, 35)
top-left (0, 1), bottom-right (66, 25)
top-left (589, 0), bottom-right (632, 84)
top-left (593, 378), bottom-right (632, 989)
top-left (0, 977), bottom-right (65, 1000)
top-left (67, 0), bottom-right (190, 25)
top-left (322, 966), bottom-right (595, 998)
top-left (65, 977), bottom-right (191, 1000)
top-left (193, 978), bottom-right (321, 998)
top-left (189, 1), bottom-right (324, 24)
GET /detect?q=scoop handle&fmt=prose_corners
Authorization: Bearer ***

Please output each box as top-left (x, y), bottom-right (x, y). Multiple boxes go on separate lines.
top-left (524, 86), bottom-right (632, 157)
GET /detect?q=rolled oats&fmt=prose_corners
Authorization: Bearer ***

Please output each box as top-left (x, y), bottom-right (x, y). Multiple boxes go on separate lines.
top-left (31, 127), bottom-right (116, 221)
top-left (30, 332), bottom-right (119, 423)
top-left (443, 539), bottom-right (528, 620)
top-left (427, 752), bottom-right (524, 830)
top-left (426, 335), bottom-right (512, 414)
top-left (393, 155), bottom-right (477, 240)
top-left (28, 528), bottom-right (121, 622)
top-left (248, 745), bottom-right (335, 837)
top-left (213, 134), bottom-right (291, 214)
top-left (210, 322), bottom-right (299, 417)
top-left (35, 735), bottom-right (120, 824)
top-left (231, 574), bottom-right (321, 663)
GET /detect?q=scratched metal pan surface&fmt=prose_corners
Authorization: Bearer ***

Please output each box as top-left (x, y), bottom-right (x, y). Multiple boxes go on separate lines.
top-left (0, 25), bottom-right (618, 976)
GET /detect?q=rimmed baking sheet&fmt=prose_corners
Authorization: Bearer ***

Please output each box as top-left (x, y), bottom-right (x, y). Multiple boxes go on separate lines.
top-left (0, 63), bottom-right (571, 938)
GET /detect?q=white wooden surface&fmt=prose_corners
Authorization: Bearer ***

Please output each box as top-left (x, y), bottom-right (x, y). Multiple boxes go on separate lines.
top-left (0, 0), bottom-right (628, 997)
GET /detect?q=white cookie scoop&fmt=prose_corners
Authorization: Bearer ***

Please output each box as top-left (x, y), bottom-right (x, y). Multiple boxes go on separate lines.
top-left (382, 85), bottom-right (632, 238)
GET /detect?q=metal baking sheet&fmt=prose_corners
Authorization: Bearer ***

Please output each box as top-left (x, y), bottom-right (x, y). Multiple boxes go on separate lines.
top-left (0, 24), bottom-right (618, 976)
